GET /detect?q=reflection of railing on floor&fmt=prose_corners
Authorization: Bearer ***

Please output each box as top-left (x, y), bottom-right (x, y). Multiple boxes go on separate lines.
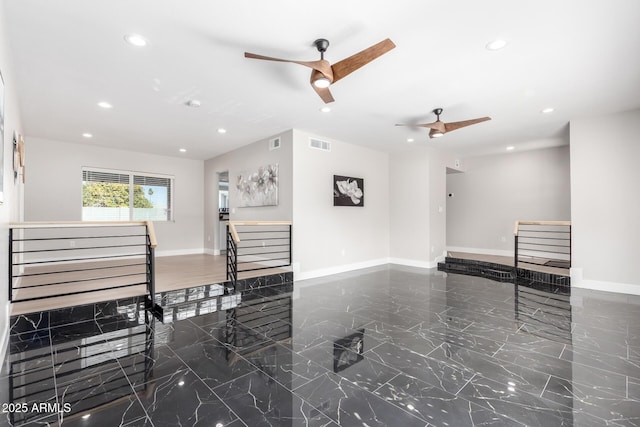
top-left (224, 287), bottom-right (293, 367)
top-left (514, 284), bottom-right (572, 344)
top-left (7, 305), bottom-right (154, 425)
top-left (226, 221), bottom-right (292, 286)
top-left (514, 220), bottom-right (571, 271)
top-left (8, 221), bottom-right (158, 309)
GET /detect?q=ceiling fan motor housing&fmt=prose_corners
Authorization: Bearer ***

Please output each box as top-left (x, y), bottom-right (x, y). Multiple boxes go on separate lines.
top-left (314, 38), bottom-right (330, 53)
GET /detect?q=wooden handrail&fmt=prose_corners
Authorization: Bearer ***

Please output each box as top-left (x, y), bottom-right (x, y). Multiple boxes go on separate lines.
top-left (10, 220), bottom-right (157, 248)
top-left (10, 221), bottom-right (151, 228)
top-left (228, 220), bottom-right (292, 244)
top-left (514, 220), bottom-right (571, 236)
top-left (229, 221), bottom-right (292, 226)
top-left (145, 221), bottom-right (157, 249)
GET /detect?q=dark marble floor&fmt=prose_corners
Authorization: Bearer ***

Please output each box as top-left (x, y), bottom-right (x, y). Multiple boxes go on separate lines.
top-left (2, 265), bottom-right (640, 426)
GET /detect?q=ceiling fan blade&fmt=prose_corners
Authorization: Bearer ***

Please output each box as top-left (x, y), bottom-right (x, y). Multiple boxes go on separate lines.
top-left (244, 52), bottom-right (332, 77)
top-left (311, 83), bottom-right (335, 104)
top-left (444, 117), bottom-right (491, 132)
top-left (396, 121), bottom-right (445, 131)
top-left (330, 38), bottom-right (396, 83)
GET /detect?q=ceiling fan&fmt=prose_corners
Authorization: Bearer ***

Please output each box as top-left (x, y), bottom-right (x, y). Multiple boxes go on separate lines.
top-left (244, 38), bottom-right (396, 103)
top-left (396, 108), bottom-right (491, 139)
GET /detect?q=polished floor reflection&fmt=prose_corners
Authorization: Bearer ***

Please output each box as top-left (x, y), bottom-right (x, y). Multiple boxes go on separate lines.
top-left (2, 266), bottom-right (640, 426)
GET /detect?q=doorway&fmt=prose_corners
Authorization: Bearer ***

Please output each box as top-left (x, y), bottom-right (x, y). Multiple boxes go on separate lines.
top-left (218, 171), bottom-right (229, 254)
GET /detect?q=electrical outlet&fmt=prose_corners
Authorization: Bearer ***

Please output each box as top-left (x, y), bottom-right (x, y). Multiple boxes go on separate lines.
top-left (69, 240), bottom-right (76, 247)
top-left (501, 236), bottom-right (506, 243)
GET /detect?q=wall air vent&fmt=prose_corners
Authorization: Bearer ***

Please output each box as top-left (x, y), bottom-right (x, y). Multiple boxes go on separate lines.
top-left (269, 137), bottom-right (281, 150)
top-left (309, 138), bottom-right (331, 152)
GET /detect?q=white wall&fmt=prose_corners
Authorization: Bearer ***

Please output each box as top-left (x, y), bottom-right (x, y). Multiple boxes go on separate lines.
top-left (204, 130), bottom-right (293, 253)
top-left (24, 138), bottom-right (204, 256)
top-left (389, 150), bottom-right (430, 266)
top-left (292, 129), bottom-right (389, 279)
top-left (570, 109), bottom-right (640, 295)
top-left (0, 2), bottom-right (25, 361)
top-left (447, 146), bottom-right (571, 255)
top-left (388, 147), bottom-right (455, 268)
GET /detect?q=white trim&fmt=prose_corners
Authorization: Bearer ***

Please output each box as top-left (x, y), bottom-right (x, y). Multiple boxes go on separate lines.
top-left (205, 248), bottom-right (218, 256)
top-left (573, 280), bottom-right (640, 296)
top-left (388, 257), bottom-right (438, 269)
top-left (446, 246), bottom-right (513, 258)
top-left (571, 267), bottom-right (640, 296)
top-left (155, 248), bottom-right (206, 257)
top-left (294, 258), bottom-right (388, 281)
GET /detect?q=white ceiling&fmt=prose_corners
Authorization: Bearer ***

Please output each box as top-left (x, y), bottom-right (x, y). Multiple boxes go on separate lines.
top-left (3, 0), bottom-right (640, 160)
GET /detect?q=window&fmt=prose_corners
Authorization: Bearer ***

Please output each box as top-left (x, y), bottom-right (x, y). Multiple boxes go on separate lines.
top-left (82, 168), bottom-right (173, 221)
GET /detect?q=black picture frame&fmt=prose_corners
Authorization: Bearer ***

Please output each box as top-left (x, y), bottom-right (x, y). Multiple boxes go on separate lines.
top-left (333, 175), bottom-right (364, 207)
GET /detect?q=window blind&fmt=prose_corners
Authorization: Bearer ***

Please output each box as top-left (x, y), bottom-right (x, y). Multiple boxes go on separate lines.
top-left (82, 168), bottom-right (173, 222)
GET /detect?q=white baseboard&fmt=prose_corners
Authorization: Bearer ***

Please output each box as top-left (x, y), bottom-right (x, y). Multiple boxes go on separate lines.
top-left (388, 257), bottom-right (438, 269)
top-left (295, 256), bottom-right (443, 281)
top-left (204, 248), bottom-right (218, 256)
top-left (573, 279), bottom-right (640, 296)
top-left (571, 268), bottom-right (640, 296)
top-left (295, 258), bottom-right (389, 281)
top-left (155, 248), bottom-right (206, 257)
top-left (446, 246), bottom-right (513, 258)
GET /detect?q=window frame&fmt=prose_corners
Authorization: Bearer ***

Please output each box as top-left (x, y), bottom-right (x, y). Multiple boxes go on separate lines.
top-left (81, 167), bottom-right (175, 222)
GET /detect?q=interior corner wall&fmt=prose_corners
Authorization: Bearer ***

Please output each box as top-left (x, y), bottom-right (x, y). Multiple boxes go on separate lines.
top-left (292, 129), bottom-right (389, 279)
top-left (388, 147), bottom-right (454, 268)
top-left (389, 149), bottom-right (431, 266)
top-left (570, 109), bottom-right (640, 295)
top-left (446, 146), bottom-right (571, 255)
top-left (0, 2), bottom-right (25, 361)
top-left (203, 130), bottom-right (293, 253)
top-left (24, 137), bottom-right (205, 256)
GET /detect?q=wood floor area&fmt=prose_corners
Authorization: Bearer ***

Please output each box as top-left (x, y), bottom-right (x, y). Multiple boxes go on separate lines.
top-left (10, 254), bottom-right (289, 316)
top-left (10, 252), bottom-right (568, 316)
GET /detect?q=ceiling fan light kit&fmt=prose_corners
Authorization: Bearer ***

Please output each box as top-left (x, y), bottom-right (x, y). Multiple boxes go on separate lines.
top-left (313, 77), bottom-right (331, 88)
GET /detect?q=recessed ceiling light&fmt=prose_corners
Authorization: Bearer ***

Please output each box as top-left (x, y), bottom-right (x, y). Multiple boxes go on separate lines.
top-left (486, 39), bottom-right (507, 51)
top-left (185, 99), bottom-right (201, 108)
top-left (82, 133), bottom-right (93, 138)
top-left (406, 138), bottom-right (414, 143)
top-left (217, 128), bottom-right (227, 134)
top-left (506, 146), bottom-right (515, 151)
top-left (541, 107), bottom-right (555, 114)
top-left (320, 106), bottom-right (331, 113)
top-left (179, 148), bottom-right (187, 153)
top-left (97, 101), bottom-right (113, 109)
top-left (124, 33), bottom-right (148, 47)
top-left (178, 380), bottom-right (185, 386)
